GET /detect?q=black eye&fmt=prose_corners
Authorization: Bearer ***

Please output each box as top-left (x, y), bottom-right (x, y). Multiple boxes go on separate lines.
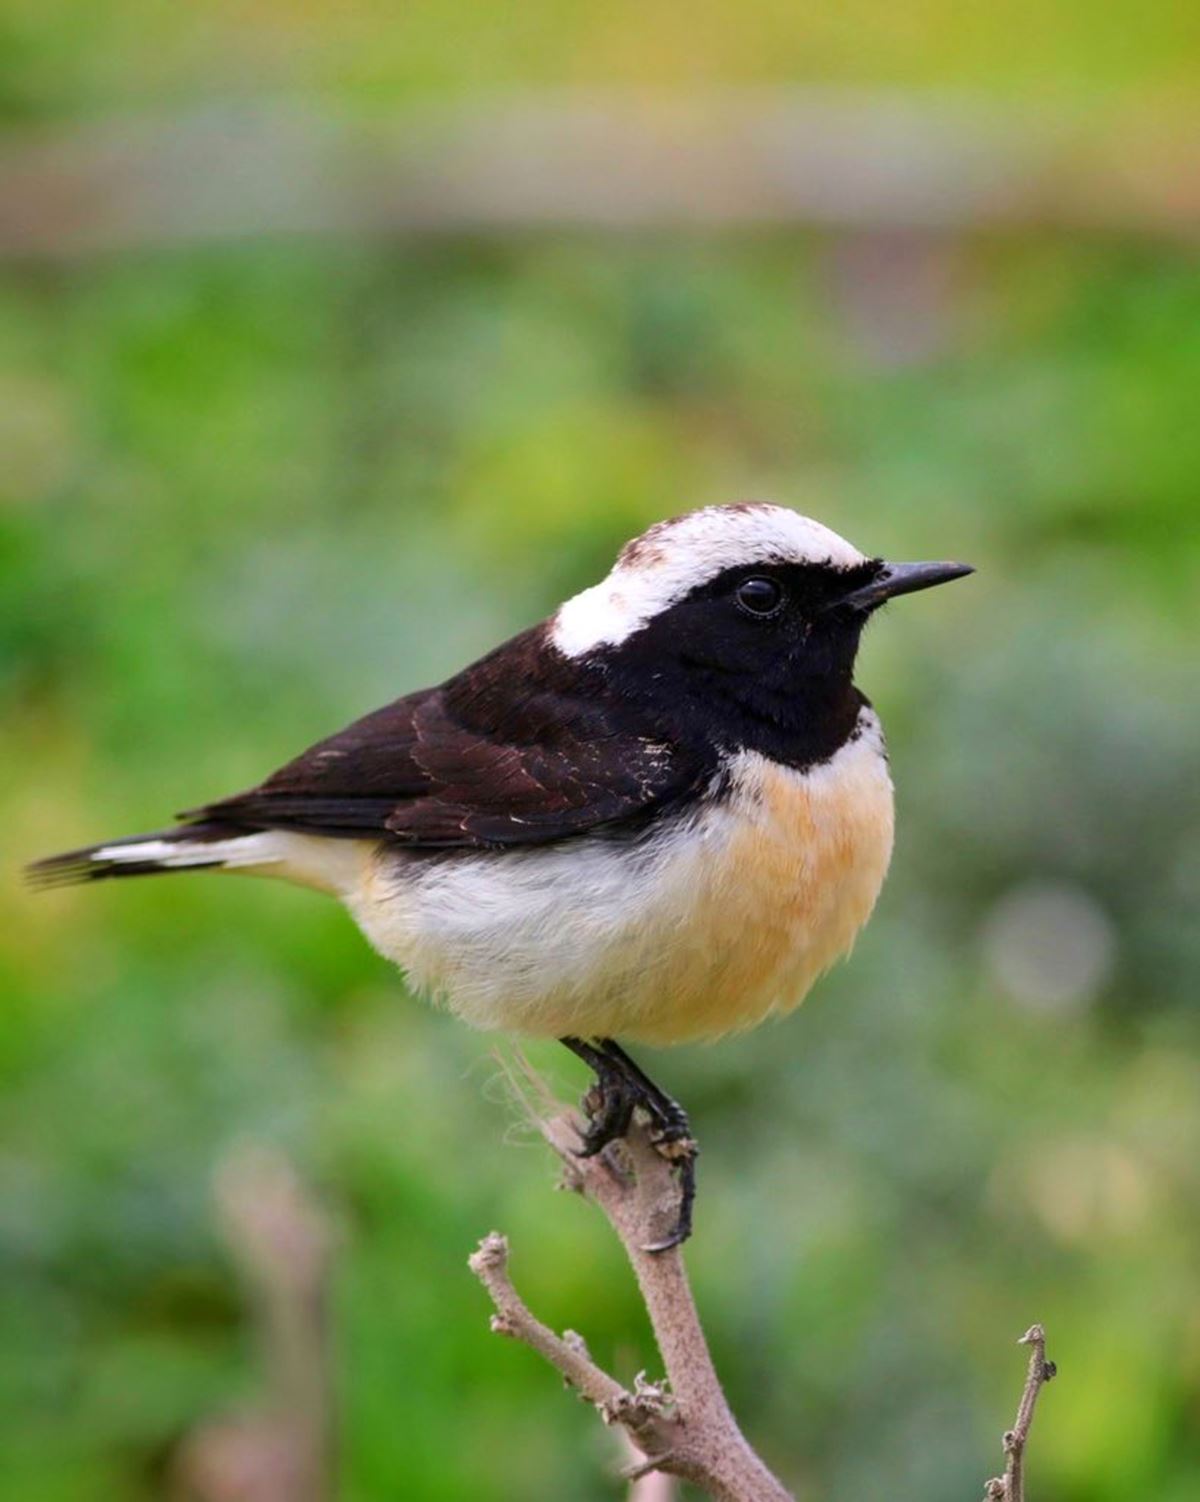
top-left (735, 576), bottom-right (784, 617)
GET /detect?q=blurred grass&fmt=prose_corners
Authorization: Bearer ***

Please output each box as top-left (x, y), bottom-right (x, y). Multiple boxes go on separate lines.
top-left (3, 4), bottom-right (1200, 1500)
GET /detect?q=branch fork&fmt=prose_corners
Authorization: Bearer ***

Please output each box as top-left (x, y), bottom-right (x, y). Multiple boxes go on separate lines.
top-left (471, 1072), bottom-right (1059, 1502)
top-left (469, 1101), bottom-right (793, 1501)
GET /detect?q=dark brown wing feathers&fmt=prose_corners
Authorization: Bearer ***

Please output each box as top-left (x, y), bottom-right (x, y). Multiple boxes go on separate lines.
top-left (187, 625), bottom-right (705, 849)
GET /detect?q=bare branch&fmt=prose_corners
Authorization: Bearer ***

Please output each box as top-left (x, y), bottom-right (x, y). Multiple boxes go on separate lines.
top-left (469, 1080), bottom-right (793, 1502)
top-left (468, 1231), bottom-right (678, 1462)
top-left (622, 1428), bottom-right (680, 1500)
top-left (984, 1323), bottom-right (1057, 1502)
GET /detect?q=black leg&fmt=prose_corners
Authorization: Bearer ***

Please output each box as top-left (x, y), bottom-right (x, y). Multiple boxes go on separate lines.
top-left (560, 1037), bottom-right (637, 1153)
top-left (560, 1036), bottom-right (698, 1251)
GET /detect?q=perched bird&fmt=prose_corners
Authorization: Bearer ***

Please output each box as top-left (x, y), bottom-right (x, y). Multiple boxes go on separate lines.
top-left (30, 504), bottom-right (971, 1247)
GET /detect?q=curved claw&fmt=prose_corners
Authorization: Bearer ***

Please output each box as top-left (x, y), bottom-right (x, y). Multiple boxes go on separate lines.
top-left (641, 1230), bottom-right (688, 1254)
top-left (560, 1035), bottom-right (699, 1249)
top-left (642, 1144), bottom-right (696, 1253)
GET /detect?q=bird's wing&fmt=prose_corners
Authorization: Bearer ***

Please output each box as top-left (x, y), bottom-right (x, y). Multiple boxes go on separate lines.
top-left (187, 626), bottom-right (708, 848)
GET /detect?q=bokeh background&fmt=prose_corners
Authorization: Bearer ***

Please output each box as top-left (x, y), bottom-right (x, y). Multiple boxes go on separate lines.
top-left (3, 4), bottom-right (1199, 1499)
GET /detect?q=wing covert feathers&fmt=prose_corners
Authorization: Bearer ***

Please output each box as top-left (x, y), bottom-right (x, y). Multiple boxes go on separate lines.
top-left (182, 624), bottom-right (709, 849)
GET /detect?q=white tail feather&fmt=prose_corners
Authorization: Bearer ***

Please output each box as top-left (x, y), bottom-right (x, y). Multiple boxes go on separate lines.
top-left (93, 833), bottom-right (285, 870)
top-left (32, 827), bottom-right (370, 896)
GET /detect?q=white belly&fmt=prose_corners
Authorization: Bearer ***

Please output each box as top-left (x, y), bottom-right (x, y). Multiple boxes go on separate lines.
top-left (344, 714), bottom-right (895, 1045)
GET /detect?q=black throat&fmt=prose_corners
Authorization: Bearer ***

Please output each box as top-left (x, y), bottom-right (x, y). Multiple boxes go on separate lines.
top-left (597, 649), bottom-right (869, 773)
top-left (589, 566), bottom-right (874, 774)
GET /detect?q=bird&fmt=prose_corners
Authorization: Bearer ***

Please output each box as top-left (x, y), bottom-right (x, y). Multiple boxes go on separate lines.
top-left (29, 503), bottom-right (972, 1248)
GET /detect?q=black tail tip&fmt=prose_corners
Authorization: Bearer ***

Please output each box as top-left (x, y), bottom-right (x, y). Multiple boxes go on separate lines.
top-left (24, 849), bottom-right (106, 889)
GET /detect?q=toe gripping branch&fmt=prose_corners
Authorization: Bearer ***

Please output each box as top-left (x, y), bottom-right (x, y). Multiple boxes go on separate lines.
top-left (560, 1037), bottom-right (698, 1252)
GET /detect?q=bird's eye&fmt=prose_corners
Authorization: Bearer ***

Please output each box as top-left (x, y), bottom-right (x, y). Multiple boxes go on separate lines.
top-left (735, 576), bottom-right (784, 617)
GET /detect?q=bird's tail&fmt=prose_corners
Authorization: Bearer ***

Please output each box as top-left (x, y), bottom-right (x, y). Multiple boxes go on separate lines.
top-left (26, 822), bottom-right (279, 888)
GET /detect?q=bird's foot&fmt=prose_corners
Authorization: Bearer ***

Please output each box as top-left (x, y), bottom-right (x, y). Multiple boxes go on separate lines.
top-left (560, 1037), bottom-right (698, 1252)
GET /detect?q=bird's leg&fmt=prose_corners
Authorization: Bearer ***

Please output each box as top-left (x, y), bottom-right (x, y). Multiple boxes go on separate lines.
top-left (559, 1036), bottom-right (698, 1251)
top-left (559, 1037), bottom-right (637, 1152)
top-left (598, 1040), bottom-right (697, 1251)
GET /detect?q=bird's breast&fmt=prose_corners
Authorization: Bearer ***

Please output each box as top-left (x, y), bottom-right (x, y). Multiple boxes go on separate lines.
top-left (352, 711), bottom-right (895, 1044)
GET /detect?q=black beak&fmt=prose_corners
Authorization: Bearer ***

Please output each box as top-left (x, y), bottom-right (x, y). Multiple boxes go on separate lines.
top-left (832, 559), bottom-right (975, 613)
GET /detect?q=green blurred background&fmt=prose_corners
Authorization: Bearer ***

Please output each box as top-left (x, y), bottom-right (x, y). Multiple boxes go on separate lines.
top-left (3, 4), bottom-right (1199, 1499)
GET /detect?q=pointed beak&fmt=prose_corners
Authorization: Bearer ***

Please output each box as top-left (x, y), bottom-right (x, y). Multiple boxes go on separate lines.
top-left (832, 559), bottom-right (975, 612)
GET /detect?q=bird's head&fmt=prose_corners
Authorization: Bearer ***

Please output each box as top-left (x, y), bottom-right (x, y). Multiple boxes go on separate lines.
top-left (551, 503), bottom-right (972, 756)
